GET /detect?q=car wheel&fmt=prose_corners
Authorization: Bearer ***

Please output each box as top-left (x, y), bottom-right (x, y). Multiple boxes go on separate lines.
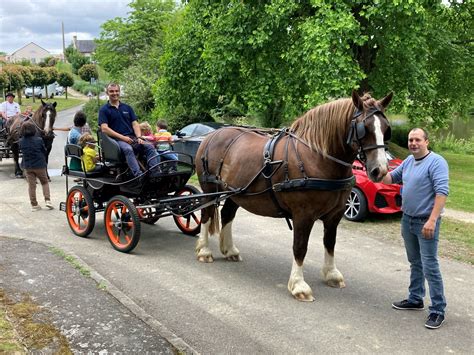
top-left (344, 187), bottom-right (368, 221)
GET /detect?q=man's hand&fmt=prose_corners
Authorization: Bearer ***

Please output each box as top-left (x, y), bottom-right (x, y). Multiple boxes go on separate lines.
top-left (124, 136), bottom-right (134, 144)
top-left (422, 219), bottom-right (436, 239)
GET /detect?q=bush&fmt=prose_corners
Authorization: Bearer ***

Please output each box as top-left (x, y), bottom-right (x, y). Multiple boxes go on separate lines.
top-left (78, 64), bottom-right (99, 82)
top-left (390, 124), bottom-right (411, 148)
top-left (82, 99), bottom-right (107, 132)
top-left (430, 134), bottom-right (474, 155)
top-left (72, 79), bottom-right (106, 95)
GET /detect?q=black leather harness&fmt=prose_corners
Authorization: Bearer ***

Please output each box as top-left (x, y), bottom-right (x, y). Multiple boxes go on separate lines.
top-left (200, 127), bottom-right (356, 230)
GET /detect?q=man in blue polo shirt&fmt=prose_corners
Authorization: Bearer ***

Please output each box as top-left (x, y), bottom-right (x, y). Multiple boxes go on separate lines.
top-left (383, 128), bottom-right (449, 329)
top-left (99, 83), bottom-right (159, 178)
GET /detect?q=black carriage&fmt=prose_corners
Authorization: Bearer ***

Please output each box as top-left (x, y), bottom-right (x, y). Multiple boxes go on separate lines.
top-left (60, 132), bottom-right (234, 253)
top-left (0, 120), bottom-right (17, 162)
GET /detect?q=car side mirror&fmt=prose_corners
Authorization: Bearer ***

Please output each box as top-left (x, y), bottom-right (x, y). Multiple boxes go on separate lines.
top-left (176, 131), bottom-right (186, 138)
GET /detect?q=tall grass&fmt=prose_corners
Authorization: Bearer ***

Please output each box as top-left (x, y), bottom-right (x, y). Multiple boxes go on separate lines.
top-left (430, 134), bottom-right (474, 155)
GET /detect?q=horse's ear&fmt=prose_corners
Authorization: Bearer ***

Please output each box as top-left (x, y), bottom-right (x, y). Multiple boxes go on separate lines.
top-left (53, 102), bottom-right (57, 108)
top-left (41, 99), bottom-right (46, 106)
top-left (379, 92), bottom-right (393, 109)
top-left (351, 90), bottom-right (364, 111)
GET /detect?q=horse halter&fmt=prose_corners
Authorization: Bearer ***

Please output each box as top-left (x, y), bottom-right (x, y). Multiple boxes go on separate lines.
top-left (346, 108), bottom-right (391, 162)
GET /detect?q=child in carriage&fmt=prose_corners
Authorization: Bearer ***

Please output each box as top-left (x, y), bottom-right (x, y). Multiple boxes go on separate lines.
top-left (140, 121), bottom-right (178, 172)
top-left (79, 133), bottom-right (102, 172)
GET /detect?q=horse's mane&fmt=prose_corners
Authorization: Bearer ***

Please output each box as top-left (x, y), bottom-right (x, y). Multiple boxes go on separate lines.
top-left (290, 93), bottom-right (378, 156)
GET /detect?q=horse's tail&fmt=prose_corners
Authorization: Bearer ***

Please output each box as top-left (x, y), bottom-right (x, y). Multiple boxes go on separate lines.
top-left (208, 206), bottom-right (220, 236)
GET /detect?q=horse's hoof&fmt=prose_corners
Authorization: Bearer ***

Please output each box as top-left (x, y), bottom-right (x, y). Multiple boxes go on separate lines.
top-left (294, 293), bottom-right (315, 302)
top-left (197, 255), bottom-right (214, 263)
top-left (226, 255), bottom-right (242, 262)
top-left (327, 280), bottom-right (346, 288)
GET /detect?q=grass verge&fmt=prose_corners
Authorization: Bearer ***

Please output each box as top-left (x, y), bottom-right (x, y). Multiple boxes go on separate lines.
top-left (18, 96), bottom-right (85, 113)
top-left (0, 289), bottom-right (71, 353)
top-left (50, 247), bottom-right (91, 277)
top-left (341, 214), bottom-right (474, 265)
top-left (388, 143), bottom-right (474, 212)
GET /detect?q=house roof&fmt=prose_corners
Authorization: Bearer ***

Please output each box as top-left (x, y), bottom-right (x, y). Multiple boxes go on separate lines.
top-left (76, 40), bottom-right (96, 54)
top-left (10, 42), bottom-right (50, 56)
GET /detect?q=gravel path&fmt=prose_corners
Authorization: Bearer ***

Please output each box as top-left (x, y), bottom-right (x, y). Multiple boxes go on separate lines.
top-left (444, 208), bottom-right (474, 223)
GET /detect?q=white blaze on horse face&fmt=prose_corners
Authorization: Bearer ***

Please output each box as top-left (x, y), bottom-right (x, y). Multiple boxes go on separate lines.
top-left (44, 110), bottom-right (51, 134)
top-left (373, 115), bottom-right (388, 176)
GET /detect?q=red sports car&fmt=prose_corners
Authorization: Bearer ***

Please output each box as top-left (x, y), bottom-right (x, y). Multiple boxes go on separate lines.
top-left (344, 151), bottom-right (403, 221)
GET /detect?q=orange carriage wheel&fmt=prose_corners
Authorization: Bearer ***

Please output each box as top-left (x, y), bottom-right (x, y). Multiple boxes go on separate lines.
top-left (66, 185), bottom-right (96, 237)
top-left (173, 185), bottom-right (202, 236)
top-left (104, 195), bottom-right (141, 253)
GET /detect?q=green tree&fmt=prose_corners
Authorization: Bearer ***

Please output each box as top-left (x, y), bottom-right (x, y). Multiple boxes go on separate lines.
top-left (2, 65), bottom-right (25, 98)
top-left (65, 45), bottom-right (90, 74)
top-left (14, 66), bottom-right (32, 104)
top-left (57, 72), bottom-right (75, 99)
top-left (29, 66), bottom-right (48, 102)
top-left (156, 1), bottom-right (365, 127)
top-left (0, 70), bottom-right (8, 94)
top-left (44, 67), bottom-right (59, 98)
top-left (155, 1), bottom-right (473, 128)
top-left (78, 64), bottom-right (99, 83)
top-left (95, 0), bottom-right (175, 78)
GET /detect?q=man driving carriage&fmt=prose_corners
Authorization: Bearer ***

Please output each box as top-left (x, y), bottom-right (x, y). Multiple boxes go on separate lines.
top-left (98, 83), bottom-right (160, 178)
top-left (0, 92), bottom-right (21, 129)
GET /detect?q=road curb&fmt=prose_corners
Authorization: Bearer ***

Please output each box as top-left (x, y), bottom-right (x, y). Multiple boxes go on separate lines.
top-left (1, 235), bottom-right (199, 355)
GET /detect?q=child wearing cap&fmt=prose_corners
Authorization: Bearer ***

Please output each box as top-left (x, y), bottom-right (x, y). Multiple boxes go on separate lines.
top-left (79, 133), bottom-right (101, 172)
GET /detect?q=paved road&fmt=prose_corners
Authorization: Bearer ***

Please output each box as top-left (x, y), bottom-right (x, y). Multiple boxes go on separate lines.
top-left (0, 107), bottom-right (473, 353)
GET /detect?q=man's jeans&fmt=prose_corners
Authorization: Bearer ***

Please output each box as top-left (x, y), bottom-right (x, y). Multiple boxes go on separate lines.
top-left (117, 140), bottom-right (159, 177)
top-left (401, 213), bottom-right (446, 315)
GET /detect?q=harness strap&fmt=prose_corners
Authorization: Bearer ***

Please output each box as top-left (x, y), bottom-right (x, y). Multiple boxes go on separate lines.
top-left (262, 129), bottom-right (293, 228)
top-left (273, 176), bottom-right (355, 192)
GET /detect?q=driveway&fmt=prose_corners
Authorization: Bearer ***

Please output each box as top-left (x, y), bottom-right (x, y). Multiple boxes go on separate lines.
top-left (0, 107), bottom-right (473, 353)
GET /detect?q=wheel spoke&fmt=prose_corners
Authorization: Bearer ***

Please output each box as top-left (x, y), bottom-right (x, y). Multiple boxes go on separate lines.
top-left (191, 213), bottom-right (199, 224)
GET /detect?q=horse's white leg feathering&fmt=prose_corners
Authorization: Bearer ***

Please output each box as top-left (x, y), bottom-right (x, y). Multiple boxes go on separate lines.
top-left (219, 221), bottom-right (241, 261)
top-left (321, 249), bottom-right (345, 288)
top-left (288, 260), bottom-right (314, 302)
top-left (196, 220), bottom-right (214, 263)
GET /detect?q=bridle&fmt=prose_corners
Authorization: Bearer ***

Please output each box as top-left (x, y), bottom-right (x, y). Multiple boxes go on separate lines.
top-left (31, 105), bottom-right (56, 137)
top-left (346, 108), bottom-right (391, 162)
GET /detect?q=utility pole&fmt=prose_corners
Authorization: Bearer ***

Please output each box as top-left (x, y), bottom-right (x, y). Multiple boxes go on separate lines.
top-left (62, 21), bottom-right (66, 62)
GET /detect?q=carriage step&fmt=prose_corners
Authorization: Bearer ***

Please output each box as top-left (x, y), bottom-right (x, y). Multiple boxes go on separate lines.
top-left (59, 202), bottom-right (66, 212)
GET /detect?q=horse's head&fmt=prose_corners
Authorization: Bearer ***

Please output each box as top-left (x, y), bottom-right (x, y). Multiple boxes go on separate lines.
top-left (349, 91), bottom-right (393, 182)
top-left (37, 99), bottom-right (57, 135)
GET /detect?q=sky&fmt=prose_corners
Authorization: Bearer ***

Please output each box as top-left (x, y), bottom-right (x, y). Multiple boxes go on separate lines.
top-left (0, 0), bottom-right (132, 55)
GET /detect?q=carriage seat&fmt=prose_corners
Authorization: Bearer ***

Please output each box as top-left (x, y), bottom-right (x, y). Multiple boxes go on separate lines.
top-left (98, 131), bottom-right (125, 166)
top-left (64, 144), bottom-right (103, 178)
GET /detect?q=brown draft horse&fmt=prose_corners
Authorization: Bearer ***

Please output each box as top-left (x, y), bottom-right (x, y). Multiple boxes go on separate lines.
top-left (195, 91), bottom-right (393, 301)
top-left (7, 100), bottom-right (57, 177)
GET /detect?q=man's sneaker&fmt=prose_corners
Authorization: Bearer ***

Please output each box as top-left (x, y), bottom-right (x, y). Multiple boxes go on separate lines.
top-left (392, 299), bottom-right (424, 310)
top-left (45, 200), bottom-right (54, 210)
top-left (425, 313), bottom-right (445, 329)
top-left (31, 205), bottom-right (42, 212)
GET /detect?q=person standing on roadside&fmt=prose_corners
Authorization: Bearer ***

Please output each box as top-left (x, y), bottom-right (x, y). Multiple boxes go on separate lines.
top-left (98, 83), bottom-right (159, 178)
top-left (19, 121), bottom-right (54, 211)
top-left (383, 128), bottom-right (449, 329)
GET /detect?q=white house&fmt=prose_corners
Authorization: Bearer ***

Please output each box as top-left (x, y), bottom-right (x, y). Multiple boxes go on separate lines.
top-left (7, 42), bottom-right (50, 64)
